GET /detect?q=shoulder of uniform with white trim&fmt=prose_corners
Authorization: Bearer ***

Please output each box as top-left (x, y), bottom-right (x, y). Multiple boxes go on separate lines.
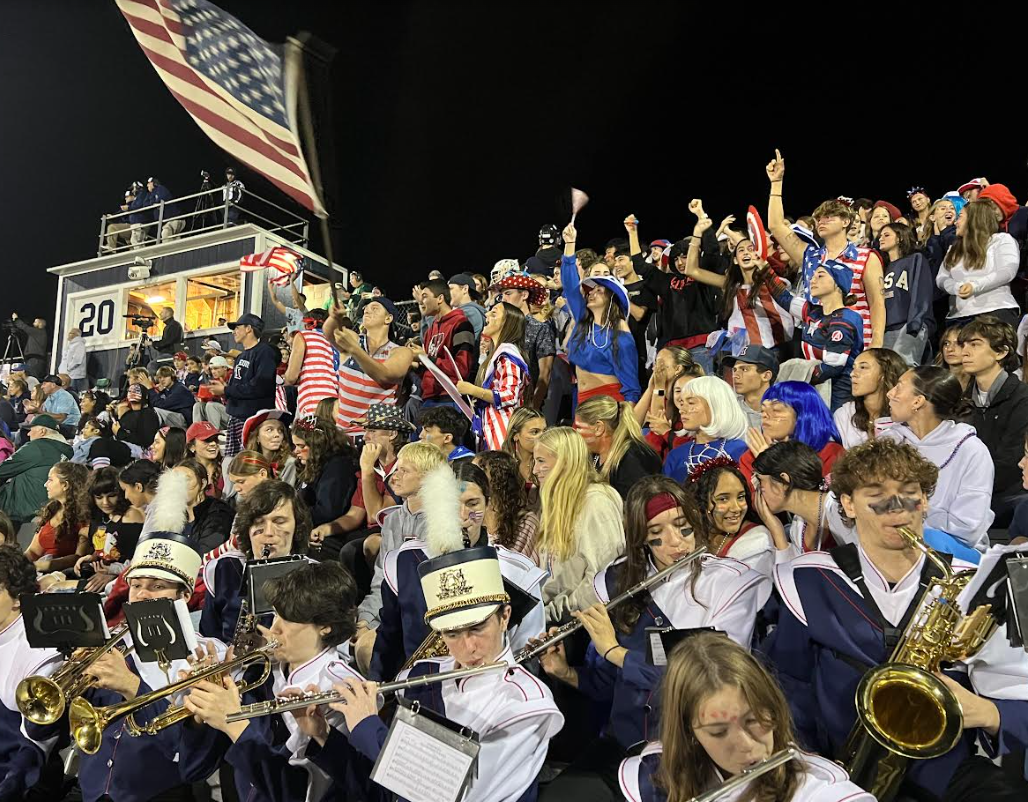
top-left (384, 538), bottom-right (428, 595)
top-left (772, 550), bottom-right (843, 626)
top-left (593, 555), bottom-right (629, 604)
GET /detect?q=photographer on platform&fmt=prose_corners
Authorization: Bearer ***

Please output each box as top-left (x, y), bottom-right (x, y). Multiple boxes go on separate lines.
top-left (123, 180), bottom-right (152, 248)
top-left (147, 307), bottom-right (184, 373)
top-left (221, 166), bottom-right (244, 225)
top-left (9, 313), bottom-right (48, 379)
top-left (146, 176), bottom-right (186, 241)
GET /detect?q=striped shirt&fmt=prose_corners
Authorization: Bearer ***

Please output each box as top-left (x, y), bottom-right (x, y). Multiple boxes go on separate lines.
top-left (337, 338), bottom-right (402, 433)
top-left (802, 242), bottom-right (875, 347)
top-left (479, 345), bottom-right (529, 450)
top-left (726, 284), bottom-right (795, 348)
top-left (295, 330), bottom-right (340, 417)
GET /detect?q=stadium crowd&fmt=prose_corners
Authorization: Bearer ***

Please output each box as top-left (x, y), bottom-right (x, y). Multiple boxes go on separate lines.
top-left (0, 150), bottom-right (1027, 802)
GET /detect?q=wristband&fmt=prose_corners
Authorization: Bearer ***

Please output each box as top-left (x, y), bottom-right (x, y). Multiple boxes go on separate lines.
top-left (603, 645), bottom-right (621, 661)
top-left (770, 193), bottom-right (782, 197)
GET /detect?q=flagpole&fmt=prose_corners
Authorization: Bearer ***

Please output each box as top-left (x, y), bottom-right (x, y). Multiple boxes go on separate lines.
top-left (287, 35), bottom-right (342, 308)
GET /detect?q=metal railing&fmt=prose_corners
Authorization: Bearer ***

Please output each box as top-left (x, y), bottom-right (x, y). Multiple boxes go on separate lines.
top-left (97, 186), bottom-right (309, 256)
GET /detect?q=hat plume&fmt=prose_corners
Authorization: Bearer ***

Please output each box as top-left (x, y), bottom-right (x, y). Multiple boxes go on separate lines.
top-left (421, 464), bottom-right (465, 558)
top-left (147, 469), bottom-right (190, 535)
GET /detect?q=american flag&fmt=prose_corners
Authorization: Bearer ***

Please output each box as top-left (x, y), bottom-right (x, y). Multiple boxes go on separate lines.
top-left (240, 246), bottom-right (302, 285)
top-left (115, 0), bottom-right (326, 216)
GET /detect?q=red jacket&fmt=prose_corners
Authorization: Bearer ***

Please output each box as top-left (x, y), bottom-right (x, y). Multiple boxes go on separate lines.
top-left (421, 308), bottom-right (476, 401)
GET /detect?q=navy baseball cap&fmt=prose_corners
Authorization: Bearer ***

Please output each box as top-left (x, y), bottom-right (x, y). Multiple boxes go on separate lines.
top-left (724, 345), bottom-right (780, 376)
top-left (227, 313), bottom-right (265, 333)
top-left (364, 297), bottom-right (399, 320)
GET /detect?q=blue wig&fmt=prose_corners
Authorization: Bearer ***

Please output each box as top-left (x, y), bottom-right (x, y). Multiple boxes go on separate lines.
top-left (761, 381), bottom-right (840, 453)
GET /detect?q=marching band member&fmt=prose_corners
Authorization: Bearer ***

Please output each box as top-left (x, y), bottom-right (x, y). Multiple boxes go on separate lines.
top-left (0, 546), bottom-right (62, 802)
top-left (309, 545), bottom-right (564, 802)
top-left (536, 477), bottom-right (770, 802)
top-left (184, 560), bottom-right (364, 802)
top-left (762, 438), bottom-right (1028, 801)
top-left (74, 470), bottom-right (226, 802)
top-left (370, 461), bottom-right (546, 681)
top-left (199, 480), bottom-right (312, 643)
top-left (619, 632), bottom-right (873, 802)
top-left (686, 457), bottom-right (774, 576)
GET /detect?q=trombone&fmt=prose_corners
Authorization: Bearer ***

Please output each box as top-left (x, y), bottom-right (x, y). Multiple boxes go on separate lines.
top-left (226, 661), bottom-right (508, 722)
top-left (16, 623), bottom-right (132, 726)
top-left (69, 641), bottom-right (278, 754)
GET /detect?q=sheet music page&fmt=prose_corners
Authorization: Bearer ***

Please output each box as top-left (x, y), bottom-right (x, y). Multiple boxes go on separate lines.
top-left (372, 717), bottom-right (476, 802)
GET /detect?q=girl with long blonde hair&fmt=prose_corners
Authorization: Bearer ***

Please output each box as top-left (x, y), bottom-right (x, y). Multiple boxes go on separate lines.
top-left (619, 633), bottom-right (872, 802)
top-left (532, 426), bottom-right (625, 621)
top-left (574, 394), bottom-right (661, 499)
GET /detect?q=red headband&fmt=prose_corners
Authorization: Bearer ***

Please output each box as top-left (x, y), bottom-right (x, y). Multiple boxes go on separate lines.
top-left (686, 456), bottom-right (739, 486)
top-left (645, 492), bottom-right (679, 522)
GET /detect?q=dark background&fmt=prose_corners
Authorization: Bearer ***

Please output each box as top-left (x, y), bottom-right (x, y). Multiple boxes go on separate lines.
top-left (1, 1), bottom-right (1024, 319)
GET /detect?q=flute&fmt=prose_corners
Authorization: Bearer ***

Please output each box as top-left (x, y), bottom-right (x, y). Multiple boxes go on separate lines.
top-left (686, 744), bottom-right (799, 802)
top-left (514, 547), bottom-right (707, 663)
top-left (225, 661), bottom-right (507, 722)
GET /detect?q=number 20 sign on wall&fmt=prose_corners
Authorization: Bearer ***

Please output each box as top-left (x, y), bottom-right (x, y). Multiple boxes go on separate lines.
top-left (69, 292), bottom-right (119, 347)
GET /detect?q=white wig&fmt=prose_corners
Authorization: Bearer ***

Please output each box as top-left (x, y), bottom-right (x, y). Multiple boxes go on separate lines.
top-left (683, 376), bottom-right (748, 441)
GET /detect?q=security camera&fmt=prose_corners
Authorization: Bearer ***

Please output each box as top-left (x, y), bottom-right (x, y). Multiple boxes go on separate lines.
top-left (128, 257), bottom-right (152, 281)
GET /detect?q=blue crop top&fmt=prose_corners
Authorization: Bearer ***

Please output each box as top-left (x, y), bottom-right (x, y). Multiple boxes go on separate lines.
top-left (561, 256), bottom-right (641, 402)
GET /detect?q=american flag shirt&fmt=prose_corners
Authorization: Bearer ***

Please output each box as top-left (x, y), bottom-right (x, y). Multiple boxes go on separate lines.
top-left (726, 284), bottom-right (795, 349)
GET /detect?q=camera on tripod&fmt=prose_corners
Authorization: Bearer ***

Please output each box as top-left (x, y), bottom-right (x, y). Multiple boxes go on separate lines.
top-left (124, 314), bottom-right (156, 331)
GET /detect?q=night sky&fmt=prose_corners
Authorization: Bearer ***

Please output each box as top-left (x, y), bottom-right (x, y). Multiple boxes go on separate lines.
top-left (2, 1), bottom-right (1024, 320)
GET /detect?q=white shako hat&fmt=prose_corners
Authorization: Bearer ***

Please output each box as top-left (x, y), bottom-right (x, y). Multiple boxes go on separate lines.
top-left (126, 470), bottom-right (202, 592)
top-left (418, 546), bottom-right (510, 633)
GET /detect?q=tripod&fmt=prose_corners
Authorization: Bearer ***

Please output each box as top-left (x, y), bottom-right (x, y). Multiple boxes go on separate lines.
top-left (193, 174), bottom-right (217, 233)
top-left (125, 328), bottom-right (154, 369)
top-left (1, 328), bottom-right (26, 366)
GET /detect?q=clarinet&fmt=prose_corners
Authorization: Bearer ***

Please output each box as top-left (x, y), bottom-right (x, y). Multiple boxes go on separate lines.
top-left (225, 662), bottom-right (507, 722)
top-left (513, 547), bottom-right (707, 663)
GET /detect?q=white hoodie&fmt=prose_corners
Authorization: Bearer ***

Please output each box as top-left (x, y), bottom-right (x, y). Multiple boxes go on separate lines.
top-left (880, 420), bottom-right (994, 551)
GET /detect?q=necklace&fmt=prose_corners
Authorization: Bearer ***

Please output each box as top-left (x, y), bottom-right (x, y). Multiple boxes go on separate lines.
top-left (938, 432), bottom-right (976, 470)
top-left (799, 491), bottom-right (825, 552)
top-left (589, 322), bottom-right (611, 349)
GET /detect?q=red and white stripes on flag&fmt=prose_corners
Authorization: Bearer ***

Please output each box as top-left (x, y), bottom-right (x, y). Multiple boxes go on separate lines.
top-left (114, 0), bottom-right (326, 216)
top-left (240, 246), bottom-right (301, 286)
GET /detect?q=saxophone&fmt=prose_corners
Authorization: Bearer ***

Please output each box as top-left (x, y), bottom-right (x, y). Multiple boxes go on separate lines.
top-left (231, 545), bottom-right (271, 653)
top-left (841, 526), bottom-right (997, 802)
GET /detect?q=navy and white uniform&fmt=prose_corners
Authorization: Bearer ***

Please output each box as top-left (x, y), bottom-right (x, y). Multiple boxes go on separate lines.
top-left (225, 648), bottom-right (367, 802)
top-left (619, 742), bottom-right (874, 802)
top-left (761, 544), bottom-right (1028, 799)
top-left (335, 643), bottom-right (563, 802)
top-left (369, 540), bottom-right (547, 681)
top-left (0, 615), bottom-right (61, 801)
top-left (77, 634), bottom-right (228, 802)
top-left (199, 551), bottom-right (247, 642)
top-left (575, 556), bottom-right (770, 749)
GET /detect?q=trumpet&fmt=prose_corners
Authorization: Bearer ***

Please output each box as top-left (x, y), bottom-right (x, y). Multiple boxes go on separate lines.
top-left (16, 623), bottom-right (132, 725)
top-left (514, 548), bottom-right (707, 663)
top-left (685, 745), bottom-right (800, 802)
top-left (69, 641), bottom-right (278, 754)
top-left (226, 661), bottom-right (508, 723)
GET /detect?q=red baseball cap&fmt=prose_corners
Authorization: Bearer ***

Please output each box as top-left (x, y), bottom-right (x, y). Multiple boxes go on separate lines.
top-left (186, 421), bottom-right (220, 443)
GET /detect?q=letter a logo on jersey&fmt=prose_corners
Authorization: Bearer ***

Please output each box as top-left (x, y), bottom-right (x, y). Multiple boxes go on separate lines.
top-left (830, 330), bottom-right (843, 342)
